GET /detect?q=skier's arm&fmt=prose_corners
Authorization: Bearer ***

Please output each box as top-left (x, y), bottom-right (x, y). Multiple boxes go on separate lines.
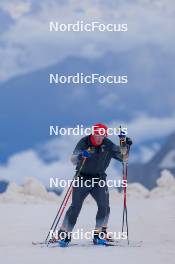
top-left (70, 138), bottom-right (87, 165)
top-left (111, 143), bottom-right (123, 162)
top-left (111, 137), bottom-right (132, 162)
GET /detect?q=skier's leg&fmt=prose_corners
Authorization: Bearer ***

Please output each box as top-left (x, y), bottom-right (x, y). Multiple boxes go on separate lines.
top-left (102, 185), bottom-right (110, 227)
top-left (90, 182), bottom-right (108, 230)
top-left (98, 186), bottom-right (115, 242)
top-left (61, 185), bottom-right (89, 232)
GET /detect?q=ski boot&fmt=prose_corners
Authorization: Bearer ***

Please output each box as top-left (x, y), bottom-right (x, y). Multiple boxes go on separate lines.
top-left (93, 230), bottom-right (108, 245)
top-left (102, 226), bottom-right (114, 243)
top-left (57, 230), bottom-right (71, 247)
top-left (48, 229), bottom-right (64, 244)
top-left (49, 229), bottom-right (71, 247)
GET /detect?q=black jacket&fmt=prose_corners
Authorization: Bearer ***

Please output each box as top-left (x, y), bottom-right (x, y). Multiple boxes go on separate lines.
top-left (72, 136), bottom-right (123, 176)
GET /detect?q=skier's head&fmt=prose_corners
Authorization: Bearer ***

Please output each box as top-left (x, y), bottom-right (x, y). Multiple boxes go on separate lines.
top-left (90, 123), bottom-right (108, 146)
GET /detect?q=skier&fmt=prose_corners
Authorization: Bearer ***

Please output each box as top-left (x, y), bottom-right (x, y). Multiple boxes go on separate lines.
top-left (53, 123), bottom-right (132, 246)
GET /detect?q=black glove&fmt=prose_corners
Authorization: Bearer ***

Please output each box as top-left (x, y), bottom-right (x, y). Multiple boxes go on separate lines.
top-left (126, 137), bottom-right (132, 146)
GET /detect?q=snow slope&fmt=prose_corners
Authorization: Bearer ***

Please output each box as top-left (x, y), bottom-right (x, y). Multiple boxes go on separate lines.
top-left (0, 197), bottom-right (174, 264)
top-left (0, 177), bottom-right (60, 203)
top-left (0, 171), bottom-right (174, 264)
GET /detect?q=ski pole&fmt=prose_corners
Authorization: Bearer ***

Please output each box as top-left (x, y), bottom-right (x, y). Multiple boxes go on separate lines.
top-left (45, 182), bottom-right (73, 243)
top-left (119, 126), bottom-right (130, 245)
top-left (45, 157), bottom-right (87, 243)
top-left (121, 160), bottom-right (129, 245)
top-left (52, 156), bottom-right (88, 232)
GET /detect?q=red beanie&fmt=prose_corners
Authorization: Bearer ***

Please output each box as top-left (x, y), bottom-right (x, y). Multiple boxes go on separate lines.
top-left (92, 123), bottom-right (108, 136)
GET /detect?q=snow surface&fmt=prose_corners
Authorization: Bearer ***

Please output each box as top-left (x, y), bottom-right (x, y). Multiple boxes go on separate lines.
top-left (0, 171), bottom-right (175, 264)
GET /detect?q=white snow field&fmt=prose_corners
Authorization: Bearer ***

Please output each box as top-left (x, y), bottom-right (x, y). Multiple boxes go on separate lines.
top-left (0, 170), bottom-right (175, 264)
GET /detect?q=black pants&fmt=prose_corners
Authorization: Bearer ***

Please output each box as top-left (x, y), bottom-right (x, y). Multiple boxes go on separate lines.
top-left (61, 177), bottom-right (110, 232)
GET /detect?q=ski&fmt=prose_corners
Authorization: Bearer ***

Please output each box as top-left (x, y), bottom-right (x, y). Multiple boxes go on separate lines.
top-left (32, 241), bottom-right (114, 247)
top-left (32, 241), bottom-right (48, 245)
top-left (114, 240), bottom-right (143, 247)
top-left (32, 241), bottom-right (61, 246)
top-left (32, 241), bottom-right (78, 247)
top-left (32, 240), bottom-right (142, 247)
top-left (92, 240), bottom-right (142, 247)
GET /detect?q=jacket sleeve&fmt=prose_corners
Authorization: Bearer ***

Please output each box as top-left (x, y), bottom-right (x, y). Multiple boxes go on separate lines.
top-left (111, 143), bottom-right (123, 162)
top-left (70, 138), bottom-right (87, 165)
